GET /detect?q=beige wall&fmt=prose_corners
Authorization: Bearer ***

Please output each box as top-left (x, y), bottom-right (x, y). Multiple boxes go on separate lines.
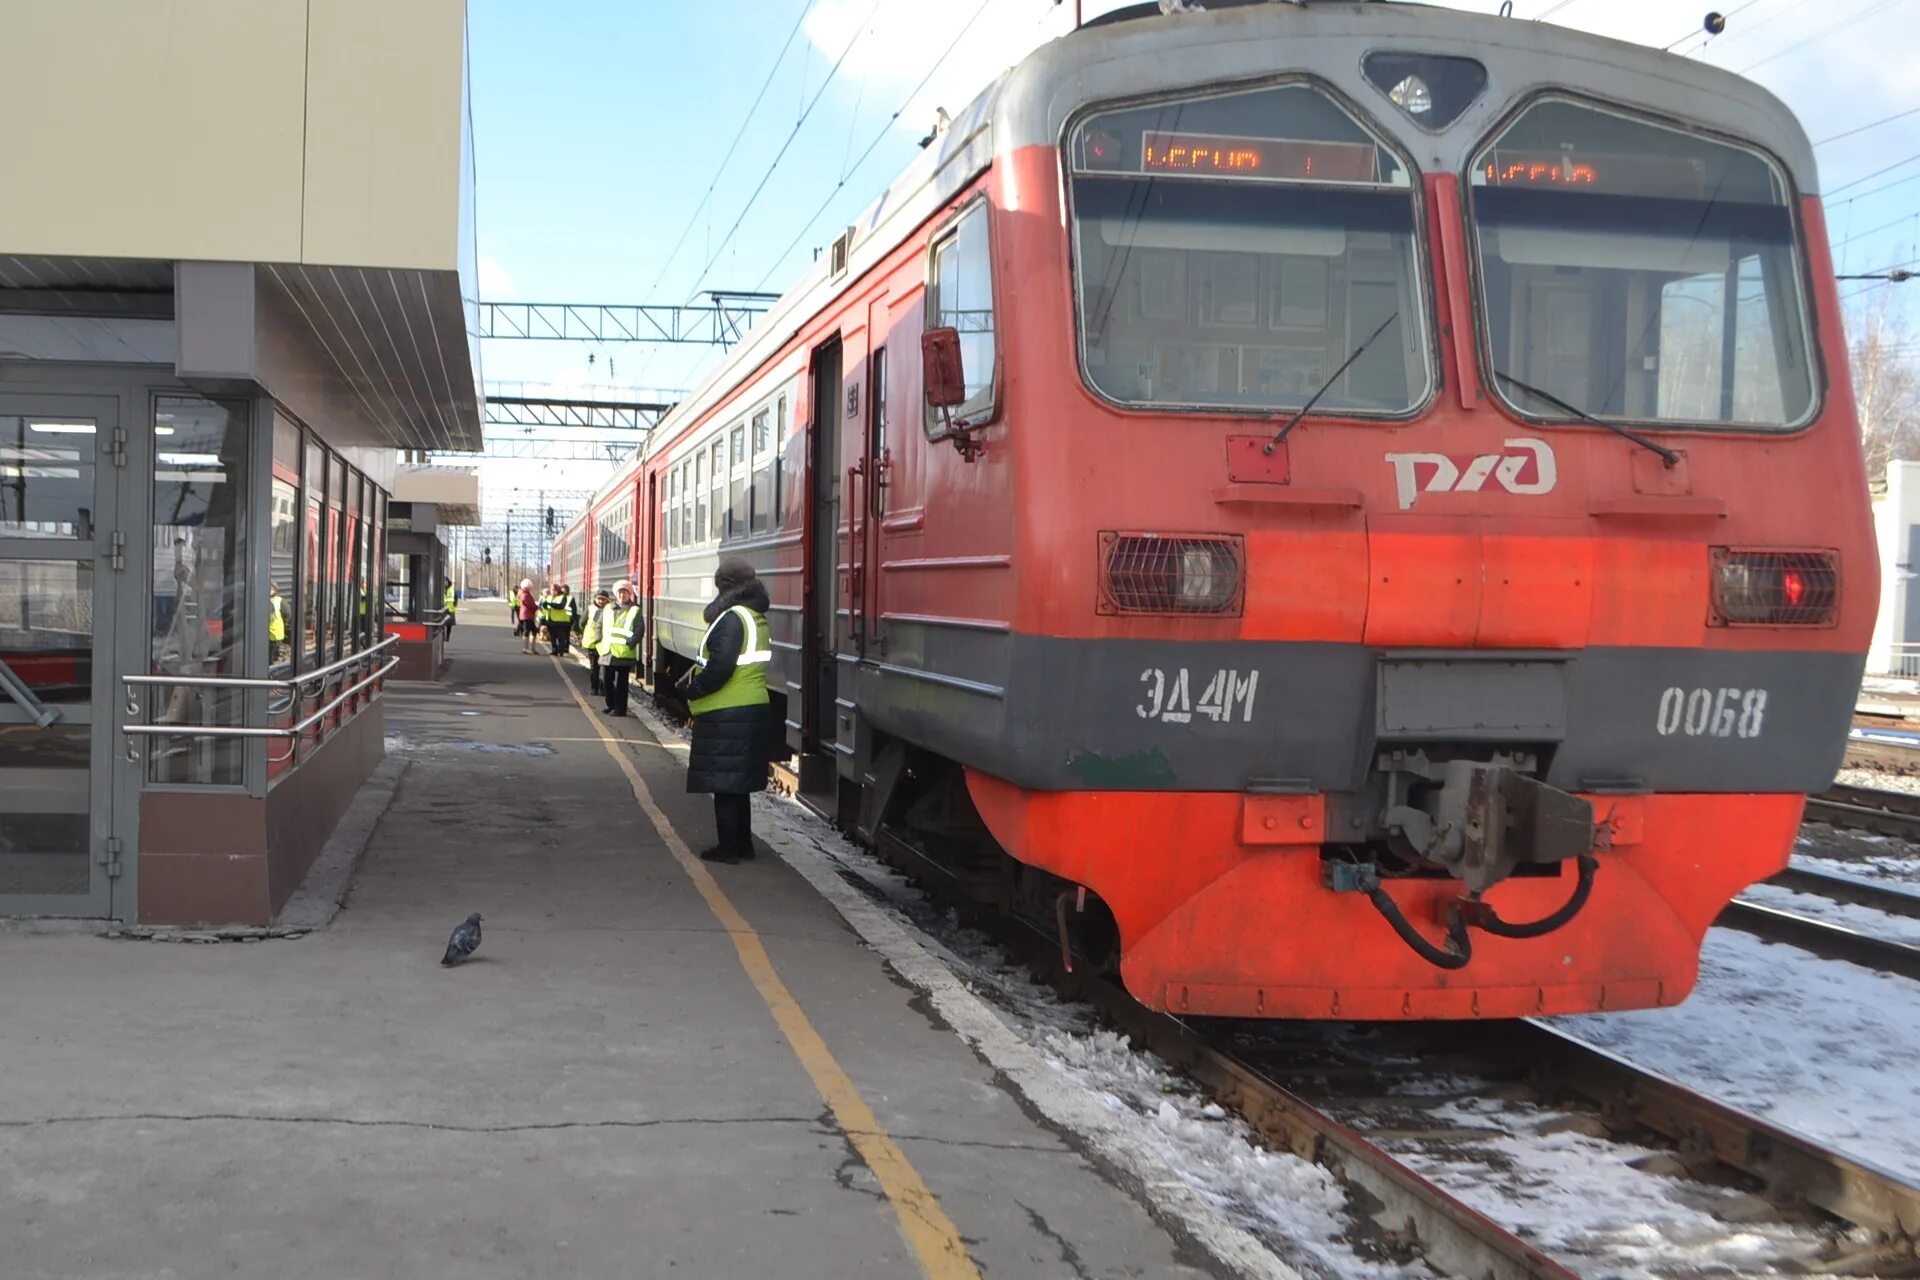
top-left (0, 0), bottom-right (467, 272)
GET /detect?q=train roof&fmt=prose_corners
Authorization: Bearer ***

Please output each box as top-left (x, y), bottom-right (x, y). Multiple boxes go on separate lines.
top-left (578, 0), bottom-right (1816, 523)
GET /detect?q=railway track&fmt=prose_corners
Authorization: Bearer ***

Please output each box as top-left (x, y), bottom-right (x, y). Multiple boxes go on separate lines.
top-left (1807, 781), bottom-right (1920, 841)
top-left (844, 816), bottom-right (1920, 1280)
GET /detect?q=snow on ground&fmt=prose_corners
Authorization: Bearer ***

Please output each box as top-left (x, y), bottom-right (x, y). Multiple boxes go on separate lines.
top-left (1552, 929), bottom-right (1920, 1183)
top-left (1374, 1097), bottom-right (1832, 1277)
top-left (1738, 882), bottom-right (1920, 947)
top-left (747, 792), bottom-right (1419, 1280)
top-left (1792, 816), bottom-right (1920, 890)
top-left (1792, 848), bottom-right (1920, 890)
top-left (1834, 767), bottom-right (1920, 795)
top-left (748, 787), bottom-right (1875, 1278)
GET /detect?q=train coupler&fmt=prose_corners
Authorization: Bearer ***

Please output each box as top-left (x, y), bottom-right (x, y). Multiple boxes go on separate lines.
top-left (1381, 752), bottom-right (1595, 892)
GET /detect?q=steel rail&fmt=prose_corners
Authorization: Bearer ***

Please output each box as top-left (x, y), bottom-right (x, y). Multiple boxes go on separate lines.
top-left (1715, 899), bottom-right (1920, 981)
top-left (1767, 866), bottom-right (1920, 920)
top-left (1806, 795), bottom-right (1920, 842)
top-left (775, 741), bottom-right (1920, 1275)
top-left (1843, 739), bottom-right (1920, 773)
top-left (866, 828), bottom-right (1580, 1280)
top-left (1498, 1021), bottom-right (1920, 1248)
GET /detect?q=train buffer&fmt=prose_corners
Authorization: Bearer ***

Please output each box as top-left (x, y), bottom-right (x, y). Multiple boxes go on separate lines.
top-left (0, 613), bottom-right (1219, 1279)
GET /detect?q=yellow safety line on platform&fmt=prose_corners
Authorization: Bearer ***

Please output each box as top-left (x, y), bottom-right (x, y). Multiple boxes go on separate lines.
top-left (547, 659), bottom-right (982, 1280)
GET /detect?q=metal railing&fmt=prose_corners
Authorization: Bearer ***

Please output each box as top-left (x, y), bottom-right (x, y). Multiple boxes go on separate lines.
top-left (120, 634), bottom-right (400, 767)
top-left (1866, 642), bottom-right (1920, 681)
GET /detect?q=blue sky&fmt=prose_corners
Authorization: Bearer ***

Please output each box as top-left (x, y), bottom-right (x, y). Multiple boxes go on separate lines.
top-left (466, 0), bottom-right (1920, 505)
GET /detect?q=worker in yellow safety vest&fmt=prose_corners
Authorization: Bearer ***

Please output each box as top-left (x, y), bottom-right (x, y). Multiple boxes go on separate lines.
top-left (578, 586), bottom-right (612, 697)
top-left (601, 581), bottom-right (640, 717)
top-left (268, 583), bottom-right (290, 665)
top-left (443, 581), bottom-right (458, 639)
top-left (541, 581), bottom-right (575, 657)
top-left (676, 558), bottom-right (773, 864)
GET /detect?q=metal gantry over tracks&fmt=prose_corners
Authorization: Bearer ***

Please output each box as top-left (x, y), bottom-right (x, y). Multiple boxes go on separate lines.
top-left (477, 292), bottom-right (778, 347)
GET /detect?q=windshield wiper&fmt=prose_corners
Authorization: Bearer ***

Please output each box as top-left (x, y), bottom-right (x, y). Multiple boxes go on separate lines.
top-left (1492, 370), bottom-right (1680, 468)
top-left (1264, 311), bottom-right (1400, 455)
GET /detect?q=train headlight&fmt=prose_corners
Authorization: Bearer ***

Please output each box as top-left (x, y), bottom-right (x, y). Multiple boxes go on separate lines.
top-left (1099, 534), bottom-right (1244, 616)
top-left (1710, 548), bottom-right (1839, 626)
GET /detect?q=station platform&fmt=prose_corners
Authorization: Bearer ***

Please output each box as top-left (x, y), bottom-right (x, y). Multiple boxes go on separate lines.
top-left (0, 614), bottom-right (1229, 1279)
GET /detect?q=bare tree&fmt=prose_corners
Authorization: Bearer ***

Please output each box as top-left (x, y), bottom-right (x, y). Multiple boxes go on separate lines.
top-left (1850, 293), bottom-right (1920, 483)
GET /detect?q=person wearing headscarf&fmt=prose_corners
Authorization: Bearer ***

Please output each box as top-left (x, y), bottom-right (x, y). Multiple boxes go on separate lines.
top-left (601, 581), bottom-right (641, 716)
top-left (678, 558), bottom-right (772, 864)
top-left (578, 586), bottom-right (613, 697)
top-left (517, 578), bottom-right (538, 655)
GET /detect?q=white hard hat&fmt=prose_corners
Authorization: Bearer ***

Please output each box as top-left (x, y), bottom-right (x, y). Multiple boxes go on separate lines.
top-left (615, 580), bottom-right (635, 595)
top-left (519, 578), bottom-right (532, 589)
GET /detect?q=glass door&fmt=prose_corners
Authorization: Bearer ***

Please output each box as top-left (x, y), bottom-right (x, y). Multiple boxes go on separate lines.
top-left (0, 395), bottom-right (122, 916)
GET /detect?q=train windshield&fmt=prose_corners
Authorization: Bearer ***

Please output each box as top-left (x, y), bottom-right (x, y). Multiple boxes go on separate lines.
top-left (1470, 98), bottom-right (1815, 430)
top-left (1067, 83), bottom-right (1430, 415)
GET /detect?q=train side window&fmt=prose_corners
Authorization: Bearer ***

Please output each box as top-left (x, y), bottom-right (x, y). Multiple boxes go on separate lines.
top-left (750, 409), bottom-right (773, 535)
top-left (774, 393), bottom-right (789, 525)
top-left (667, 466), bottom-right (680, 551)
top-left (729, 423), bottom-right (748, 537)
top-left (694, 448), bottom-right (708, 545)
top-left (925, 200), bottom-right (997, 435)
top-left (708, 440), bottom-right (725, 541)
top-left (680, 459), bottom-right (694, 548)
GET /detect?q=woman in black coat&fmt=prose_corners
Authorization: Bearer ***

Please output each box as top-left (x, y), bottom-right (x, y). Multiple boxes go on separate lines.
top-left (679, 559), bottom-right (773, 864)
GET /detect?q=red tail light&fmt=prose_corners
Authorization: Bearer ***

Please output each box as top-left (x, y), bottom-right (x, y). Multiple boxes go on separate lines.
top-left (1709, 549), bottom-right (1839, 626)
top-left (1099, 533), bottom-right (1244, 616)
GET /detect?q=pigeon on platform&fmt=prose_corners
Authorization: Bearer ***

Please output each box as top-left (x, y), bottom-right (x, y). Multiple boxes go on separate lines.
top-left (441, 913), bottom-right (483, 966)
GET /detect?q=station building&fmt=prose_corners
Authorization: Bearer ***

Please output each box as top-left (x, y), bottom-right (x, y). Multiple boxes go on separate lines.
top-left (0, 0), bottom-right (481, 925)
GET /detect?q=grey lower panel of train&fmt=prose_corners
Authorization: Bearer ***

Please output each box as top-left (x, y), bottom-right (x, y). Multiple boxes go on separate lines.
top-left (653, 594), bottom-right (1860, 795)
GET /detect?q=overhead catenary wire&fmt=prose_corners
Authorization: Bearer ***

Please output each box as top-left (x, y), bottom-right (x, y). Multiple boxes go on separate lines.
top-left (1828, 167), bottom-right (1920, 209)
top-left (752, 0), bottom-right (1008, 293)
top-left (680, 0), bottom-right (890, 306)
top-left (1829, 149), bottom-right (1920, 196)
top-left (1815, 105), bottom-right (1920, 148)
top-left (640, 0), bottom-right (814, 302)
top-left (1834, 210), bottom-right (1920, 251)
top-left (1738, 0), bottom-right (1909, 73)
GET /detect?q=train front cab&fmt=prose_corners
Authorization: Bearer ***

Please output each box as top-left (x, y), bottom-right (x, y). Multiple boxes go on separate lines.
top-left (955, 15), bottom-right (1875, 1020)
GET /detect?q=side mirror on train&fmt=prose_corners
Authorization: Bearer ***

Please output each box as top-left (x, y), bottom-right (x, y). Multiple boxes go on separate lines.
top-left (922, 326), bottom-right (967, 409)
top-left (921, 325), bottom-right (984, 462)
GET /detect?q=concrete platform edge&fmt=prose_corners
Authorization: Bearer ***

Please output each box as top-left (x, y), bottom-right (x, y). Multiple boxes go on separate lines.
top-left (628, 710), bottom-right (1304, 1280)
top-left (274, 753), bottom-right (410, 931)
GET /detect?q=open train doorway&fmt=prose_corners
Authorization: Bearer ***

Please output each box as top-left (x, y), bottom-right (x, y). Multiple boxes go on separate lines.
top-left (798, 337), bottom-right (843, 799)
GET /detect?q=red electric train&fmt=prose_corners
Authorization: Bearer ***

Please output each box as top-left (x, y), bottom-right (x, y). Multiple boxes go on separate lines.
top-left (554, 0), bottom-right (1875, 1020)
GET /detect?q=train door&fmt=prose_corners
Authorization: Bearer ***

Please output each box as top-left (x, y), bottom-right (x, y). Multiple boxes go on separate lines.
top-left (855, 338), bottom-right (889, 659)
top-left (800, 337), bottom-right (843, 791)
top-left (643, 475), bottom-right (659, 682)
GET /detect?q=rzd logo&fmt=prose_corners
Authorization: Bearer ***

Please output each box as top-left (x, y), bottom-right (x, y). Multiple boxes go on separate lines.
top-left (1385, 437), bottom-right (1557, 510)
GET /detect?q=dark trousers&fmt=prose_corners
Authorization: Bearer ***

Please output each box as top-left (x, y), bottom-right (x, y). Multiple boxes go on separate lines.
top-left (585, 649), bottom-right (601, 694)
top-left (605, 660), bottom-right (632, 714)
top-left (549, 622), bottom-right (572, 655)
top-left (714, 792), bottom-right (753, 858)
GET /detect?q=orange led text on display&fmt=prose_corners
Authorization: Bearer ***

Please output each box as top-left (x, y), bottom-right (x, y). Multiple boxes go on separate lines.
top-left (1136, 132), bottom-right (1378, 182)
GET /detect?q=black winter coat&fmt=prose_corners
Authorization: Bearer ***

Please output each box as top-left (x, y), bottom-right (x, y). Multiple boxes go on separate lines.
top-left (683, 580), bottom-right (774, 795)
